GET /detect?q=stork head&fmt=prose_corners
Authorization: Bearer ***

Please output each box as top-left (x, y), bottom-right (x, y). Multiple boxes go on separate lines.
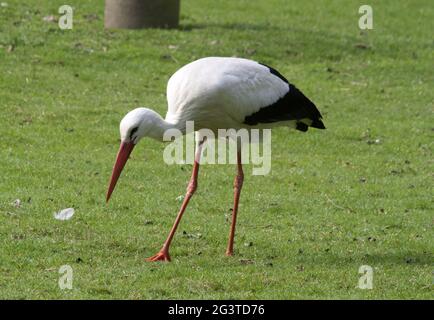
top-left (106, 107), bottom-right (163, 202)
top-left (119, 107), bottom-right (155, 144)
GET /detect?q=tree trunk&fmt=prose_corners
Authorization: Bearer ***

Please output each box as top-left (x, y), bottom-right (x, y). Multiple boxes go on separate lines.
top-left (104, 0), bottom-right (180, 29)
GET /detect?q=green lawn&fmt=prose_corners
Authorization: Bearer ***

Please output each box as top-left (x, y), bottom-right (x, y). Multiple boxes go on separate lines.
top-left (0, 0), bottom-right (432, 299)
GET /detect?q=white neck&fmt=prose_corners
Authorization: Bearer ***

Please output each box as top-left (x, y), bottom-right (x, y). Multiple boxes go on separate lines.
top-left (146, 110), bottom-right (181, 142)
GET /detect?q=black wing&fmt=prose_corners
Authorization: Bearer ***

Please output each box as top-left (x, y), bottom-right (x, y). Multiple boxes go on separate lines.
top-left (243, 64), bottom-right (325, 132)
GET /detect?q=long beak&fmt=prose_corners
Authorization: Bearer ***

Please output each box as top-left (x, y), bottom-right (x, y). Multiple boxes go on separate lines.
top-left (106, 141), bottom-right (135, 202)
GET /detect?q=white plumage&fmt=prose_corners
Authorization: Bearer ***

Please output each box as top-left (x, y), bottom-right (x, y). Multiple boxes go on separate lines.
top-left (166, 57), bottom-right (289, 131)
top-left (118, 57), bottom-right (324, 142)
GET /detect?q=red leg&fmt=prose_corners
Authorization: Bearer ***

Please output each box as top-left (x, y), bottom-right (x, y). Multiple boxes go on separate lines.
top-left (226, 151), bottom-right (244, 256)
top-left (146, 139), bottom-right (205, 262)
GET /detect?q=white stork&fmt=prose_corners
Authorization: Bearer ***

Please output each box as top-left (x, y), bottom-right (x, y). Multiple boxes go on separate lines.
top-left (106, 57), bottom-right (325, 262)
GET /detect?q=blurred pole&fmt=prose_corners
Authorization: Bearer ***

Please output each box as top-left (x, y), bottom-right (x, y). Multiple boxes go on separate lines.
top-left (105, 0), bottom-right (180, 29)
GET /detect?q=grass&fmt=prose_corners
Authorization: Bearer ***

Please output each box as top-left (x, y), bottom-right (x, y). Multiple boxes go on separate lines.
top-left (0, 0), bottom-right (433, 299)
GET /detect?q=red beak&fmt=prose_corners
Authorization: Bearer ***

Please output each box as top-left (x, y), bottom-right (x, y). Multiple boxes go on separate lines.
top-left (106, 141), bottom-right (135, 202)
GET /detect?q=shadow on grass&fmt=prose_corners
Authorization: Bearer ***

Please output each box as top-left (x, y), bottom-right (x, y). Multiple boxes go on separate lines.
top-left (180, 22), bottom-right (277, 32)
top-left (178, 22), bottom-right (408, 62)
top-left (317, 251), bottom-right (433, 266)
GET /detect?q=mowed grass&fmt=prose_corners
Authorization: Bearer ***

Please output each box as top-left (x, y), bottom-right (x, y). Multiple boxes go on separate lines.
top-left (0, 0), bottom-right (433, 299)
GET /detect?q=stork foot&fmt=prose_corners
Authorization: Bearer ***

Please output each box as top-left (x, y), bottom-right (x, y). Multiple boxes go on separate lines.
top-left (225, 250), bottom-right (234, 257)
top-left (146, 250), bottom-right (171, 262)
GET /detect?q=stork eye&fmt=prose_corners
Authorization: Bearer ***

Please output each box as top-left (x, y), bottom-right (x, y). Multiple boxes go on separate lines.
top-left (129, 127), bottom-right (138, 140)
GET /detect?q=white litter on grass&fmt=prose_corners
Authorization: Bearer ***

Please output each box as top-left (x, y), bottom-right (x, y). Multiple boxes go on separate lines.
top-left (54, 208), bottom-right (75, 220)
top-left (43, 15), bottom-right (57, 22)
top-left (176, 195), bottom-right (184, 202)
top-left (13, 199), bottom-right (21, 208)
top-left (0, 2), bottom-right (8, 8)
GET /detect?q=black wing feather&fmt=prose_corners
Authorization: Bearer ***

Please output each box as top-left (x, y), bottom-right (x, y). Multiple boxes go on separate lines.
top-left (244, 64), bottom-right (325, 132)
